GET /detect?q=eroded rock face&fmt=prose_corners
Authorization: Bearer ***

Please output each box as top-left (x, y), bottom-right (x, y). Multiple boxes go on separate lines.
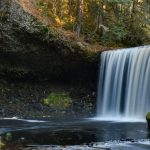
top-left (0, 0), bottom-right (98, 83)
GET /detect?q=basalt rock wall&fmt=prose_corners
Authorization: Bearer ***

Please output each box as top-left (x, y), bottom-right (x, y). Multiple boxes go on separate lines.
top-left (0, 0), bottom-right (99, 84)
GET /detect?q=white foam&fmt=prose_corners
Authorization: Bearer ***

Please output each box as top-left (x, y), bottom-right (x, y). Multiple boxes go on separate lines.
top-left (91, 117), bottom-right (146, 122)
top-left (2, 117), bottom-right (47, 123)
top-left (26, 139), bottom-right (150, 150)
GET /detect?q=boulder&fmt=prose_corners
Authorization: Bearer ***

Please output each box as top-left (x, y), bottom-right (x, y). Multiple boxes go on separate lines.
top-left (146, 112), bottom-right (150, 129)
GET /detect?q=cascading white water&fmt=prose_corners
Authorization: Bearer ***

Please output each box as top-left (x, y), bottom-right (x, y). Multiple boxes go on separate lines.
top-left (97, 45), bottom-right (150, 120)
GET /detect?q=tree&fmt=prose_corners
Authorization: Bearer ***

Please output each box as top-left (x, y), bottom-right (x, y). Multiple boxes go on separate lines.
top-left (76, 0), bottom-right (83, 37)
top-left (36, 0), bottom-right (149, 46)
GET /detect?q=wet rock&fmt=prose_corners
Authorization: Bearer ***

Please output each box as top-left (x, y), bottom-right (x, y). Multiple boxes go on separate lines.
top-left (0, 81), bottom-right (96, 118)
top-left (146, 112), bottom-right (150, 129)
top-left (0, 109), bottom-right (5, 116)
top-left (77, 42), bottom-right (85, 49)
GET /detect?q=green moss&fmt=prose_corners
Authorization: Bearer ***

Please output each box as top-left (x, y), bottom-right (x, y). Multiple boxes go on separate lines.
top-left (5, 133), bottom-right (12, 142)
top-left (43, 92), bottom-right (72, 109)
top-left (146, 112), bottom-right (150, 120)
top-left (0, 11), bottom-right (6, 21)
top-left (0, 137), bottom-right (5, 149)
top-left (37, 22), bottom-right (63, 41)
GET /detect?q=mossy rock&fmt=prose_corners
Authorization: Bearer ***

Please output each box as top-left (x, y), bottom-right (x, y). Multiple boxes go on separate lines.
top-left (146, 112), bottom-right (150, 120)
top-left (43, 92), bottom-right (72, 110)
top-left (146, 112), bottom-right (150, 129)
top-left (0, 137), bottom-right (5, 149)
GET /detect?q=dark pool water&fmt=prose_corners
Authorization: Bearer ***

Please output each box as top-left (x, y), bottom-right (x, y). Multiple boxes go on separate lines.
top-left (0, 118), bottom-right (150, 149)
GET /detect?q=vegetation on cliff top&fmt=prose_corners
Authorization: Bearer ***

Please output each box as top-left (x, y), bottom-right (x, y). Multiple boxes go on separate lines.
top-left (17, 0), bottom-right (150, 51)
top-left (23, 0), bottom-right (150, 47)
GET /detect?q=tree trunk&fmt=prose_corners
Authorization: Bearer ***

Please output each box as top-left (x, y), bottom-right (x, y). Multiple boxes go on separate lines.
top-left (96, 0), bottom-right (104, 37)
top-left (68, 0), bottom-right (73, 21)
top-left (76, 0), bottom-right (83, 37)
top-left (52, 0), bottom-right (57, 16)
top-left (131, 0), bottom-right (138, 25)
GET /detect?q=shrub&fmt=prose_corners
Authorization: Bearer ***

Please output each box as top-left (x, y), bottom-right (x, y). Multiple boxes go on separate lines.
top-left (101, 24), bottom-right (129, 45)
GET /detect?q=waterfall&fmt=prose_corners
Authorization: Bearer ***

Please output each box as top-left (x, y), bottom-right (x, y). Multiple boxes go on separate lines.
top-left (97, 45), bottom-right (150, 120)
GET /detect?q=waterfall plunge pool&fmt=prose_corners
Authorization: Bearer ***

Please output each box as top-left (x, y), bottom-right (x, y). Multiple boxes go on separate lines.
top-left (0, 118), bottom-right (150, 149)
top-left (1, 46), bottom-right (150, 149)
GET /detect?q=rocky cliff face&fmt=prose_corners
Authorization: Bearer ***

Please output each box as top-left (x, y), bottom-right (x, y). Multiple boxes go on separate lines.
top-left (0, 0), bottom-right (99, 118)
top-left (0, 0), bottom-right (99, 84)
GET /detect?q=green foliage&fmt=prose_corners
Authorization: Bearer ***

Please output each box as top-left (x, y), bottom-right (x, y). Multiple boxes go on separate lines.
top-left (101, 24), bottom-right (129, 44)
top-left (35, 0), bottom-right (150, 46)
top-left (37, 22), bottom-right (64, 41)
top-left (106, 0), bottom-right (131, 3)
top-left (122, 26), bottom-right (147, 46)
top-left (43, 92), bottom-right (72, 109)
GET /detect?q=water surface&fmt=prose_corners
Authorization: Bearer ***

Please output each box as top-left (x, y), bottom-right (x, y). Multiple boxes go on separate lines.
top-left (0, 118), bottom-right (150, 149)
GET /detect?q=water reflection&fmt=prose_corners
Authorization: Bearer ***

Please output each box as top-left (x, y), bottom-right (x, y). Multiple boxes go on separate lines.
top-left (95, 122), bottom-right (148, 142)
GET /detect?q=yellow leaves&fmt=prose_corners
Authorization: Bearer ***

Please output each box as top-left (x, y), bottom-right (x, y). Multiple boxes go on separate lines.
top-left (55, 16), bottom-right (61, 26)
top-left (69, 16), bottom-right (74, 22)
top-left (38, 8), bottom-right (43, 13)
top-left (43, 2), bottom-right (48, 5)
